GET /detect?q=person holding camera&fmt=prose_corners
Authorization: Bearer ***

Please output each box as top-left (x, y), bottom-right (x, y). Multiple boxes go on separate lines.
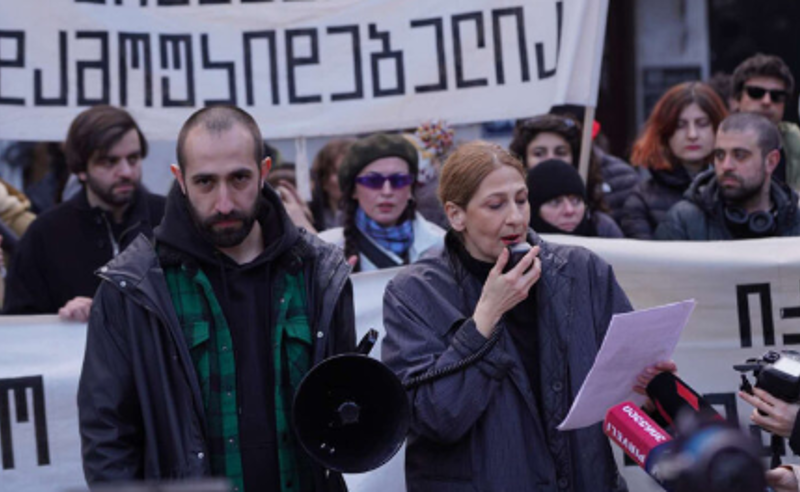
top-left (381, 141), bottom-right (672, 491)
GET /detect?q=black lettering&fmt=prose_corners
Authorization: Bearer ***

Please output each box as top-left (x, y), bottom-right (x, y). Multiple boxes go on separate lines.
top-left (243, 31), bottom-right (279, 106)
top-left (201, 34), bottom-right (237, 105)
top-left (737, 283), bottom-right (775, 348)
top-left (159, 35), bottom-right (195, 107)
top-left (199, 0), bottom-right (230, 3)
top-left (749, 424), bottom-right (788, 457)
top-left (452, 13), bottom-right (488, 89)
top-left (158, 0), bottom-right (189, 5)
top-left (369, 24), bottom-right (405, 98)
top-left (492, 8), bottom-right (530, 84)
top-left (779, 282), bottom-right (800, 345)
top-left (242, 0), bottom-right (273, 2)
top-left (327, 25), bottom-right (363, 101)
top-left (410, 18), bottom-right (447, 93)
top-left (34, 31), bottom-right (68, 106)
top-left (0, 31), bottom-right (25, 106)
top-left (75, 0), bottom-right (106, 4)
top-left (76, 31), bottom-right (110, 106)
top-left (119, 33), bottom-right (153, 107)
top-left (535, 0), bottom-right (563, 80)
top-left (703, 392), bottom-right (738, 422)
top-left (0, 376), bottom-right (50, 470)
top-left (286, 29), bottom-right (322, 104)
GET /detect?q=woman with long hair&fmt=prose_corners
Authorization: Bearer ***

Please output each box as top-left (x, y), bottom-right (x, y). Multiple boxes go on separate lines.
top-left (318, 133), bottom-right (444, 272)
top-left (621, 82), bottom-right (728, 239)
top-left (381, 140), bottom-right (671, 491)
top-left (309, 138), bottom-right (354, 232)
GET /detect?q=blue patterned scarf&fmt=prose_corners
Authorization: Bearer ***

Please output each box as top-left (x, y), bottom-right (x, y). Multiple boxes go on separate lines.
top-left (356, 207), bottom-right (414, 257)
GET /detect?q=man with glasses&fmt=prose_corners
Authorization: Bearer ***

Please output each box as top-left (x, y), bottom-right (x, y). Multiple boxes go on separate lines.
top-left (655, 113), bottom-right (800, 240)
top-left (731, 53), bottom-right (800, 190)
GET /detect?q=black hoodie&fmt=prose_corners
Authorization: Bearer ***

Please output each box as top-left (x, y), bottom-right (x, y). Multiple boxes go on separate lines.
top-left (155, 182), bottom-right (301, 492)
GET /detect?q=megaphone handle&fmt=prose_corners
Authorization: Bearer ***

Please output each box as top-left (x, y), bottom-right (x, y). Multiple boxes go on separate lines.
top-left (356, 329), bottom-right (379, 356)
top-left (403, 325), bottom-right (504, 389)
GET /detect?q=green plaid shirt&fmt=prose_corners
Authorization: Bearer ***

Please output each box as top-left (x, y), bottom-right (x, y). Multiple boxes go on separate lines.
top-left (164, 261), bottom-right (313, 492)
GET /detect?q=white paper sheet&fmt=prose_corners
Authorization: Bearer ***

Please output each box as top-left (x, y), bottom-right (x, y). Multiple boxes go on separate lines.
top-left (557, 299), bottom-right (696, 430)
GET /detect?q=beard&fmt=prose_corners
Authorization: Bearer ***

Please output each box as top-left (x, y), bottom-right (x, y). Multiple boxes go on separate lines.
top-left (718, 171), bottom-right (766, 205)
top-left (187, 196), bottom-right (262, 248)
top-left (84, 175), bottom-right (138, 208)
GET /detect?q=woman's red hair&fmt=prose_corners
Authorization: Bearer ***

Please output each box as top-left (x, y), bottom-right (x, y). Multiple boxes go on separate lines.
top-left (631, 82), bottom-right (728, 171)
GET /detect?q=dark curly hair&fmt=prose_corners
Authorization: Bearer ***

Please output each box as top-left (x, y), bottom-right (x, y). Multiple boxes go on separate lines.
top-left (732, 53), bottom-right (795, 100)
top-left (509, 114), bottom-right (608, 213)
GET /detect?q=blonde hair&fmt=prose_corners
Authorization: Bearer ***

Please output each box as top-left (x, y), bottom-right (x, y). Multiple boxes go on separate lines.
top-left (438, 140), bottom-right (526, 209)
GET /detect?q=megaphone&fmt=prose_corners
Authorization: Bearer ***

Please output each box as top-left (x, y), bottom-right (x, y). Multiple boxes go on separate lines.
top-left (292, 330), bottom-right (410, 473)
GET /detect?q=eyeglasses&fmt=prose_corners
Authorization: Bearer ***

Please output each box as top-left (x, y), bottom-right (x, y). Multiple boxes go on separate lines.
top-left (354, 173), bottom-right (414, 190)
top-left (744, 85), bottom-right (789, 104)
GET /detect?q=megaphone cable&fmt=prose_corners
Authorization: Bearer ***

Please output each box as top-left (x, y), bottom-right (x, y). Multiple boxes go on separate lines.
top-left (402, 324), bottom-right (504, 389)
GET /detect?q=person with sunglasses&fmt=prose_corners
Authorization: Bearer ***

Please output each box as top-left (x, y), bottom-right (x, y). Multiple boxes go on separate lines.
top-left (319, 133), bottom-right (444, 272)
top-left (731, 53), bottom-right (800, 190)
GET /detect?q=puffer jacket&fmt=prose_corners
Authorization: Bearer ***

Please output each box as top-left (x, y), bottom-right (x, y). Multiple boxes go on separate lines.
top-left (654, 169), bottom-right (800, 240)
top-left (382, 229), bottom-right (631, 492)
top-left (596, 148), bottom-right (640, 225)
top-left (78, 186), bottom-right (355, 489)
top-left (620, 165), bottom-right (697, 239)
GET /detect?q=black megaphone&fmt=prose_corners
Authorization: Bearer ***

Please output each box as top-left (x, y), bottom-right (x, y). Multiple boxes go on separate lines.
top-left (292, 330), bottom-right (410, 473)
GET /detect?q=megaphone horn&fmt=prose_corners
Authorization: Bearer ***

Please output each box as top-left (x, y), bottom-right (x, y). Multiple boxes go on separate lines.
top-left (292, 330), bottom-right (411, 473)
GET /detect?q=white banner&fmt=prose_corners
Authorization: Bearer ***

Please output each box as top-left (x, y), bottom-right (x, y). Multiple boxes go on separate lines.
top-left (4, 237), bottom-right (800, 491)
top-left (0, 0), bottom-right (607, 141)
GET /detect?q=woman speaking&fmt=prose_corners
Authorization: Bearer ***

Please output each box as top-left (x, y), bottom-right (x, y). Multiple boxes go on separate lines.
top-left (381, 141), bottom-right (638, 491)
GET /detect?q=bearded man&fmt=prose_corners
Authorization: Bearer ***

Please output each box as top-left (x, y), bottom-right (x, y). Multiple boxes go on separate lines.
top-left (4, 105), bottom-right (165, 320)
top-left (78, 105), bottom-right (355, 492)
top-left (656, 112), bottom-right (800, 240)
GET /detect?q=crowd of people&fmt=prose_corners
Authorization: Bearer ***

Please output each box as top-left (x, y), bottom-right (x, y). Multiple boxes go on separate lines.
top-left (3, 52), bottom-right (800, 492)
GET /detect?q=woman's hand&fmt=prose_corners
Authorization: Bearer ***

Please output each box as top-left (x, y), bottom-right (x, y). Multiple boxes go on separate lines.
top-left (633, 360), bottom-right (678, 413)
top-left (473, 245), bottom-right (541, 338)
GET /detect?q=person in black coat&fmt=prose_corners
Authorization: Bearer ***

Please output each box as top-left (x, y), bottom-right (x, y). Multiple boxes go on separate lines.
top-left (527, 159), bottom-right (623, 238)
top-left (3, 106), bottom-right (165, 320)
top-left (621, 82), bottom-right (728, 239)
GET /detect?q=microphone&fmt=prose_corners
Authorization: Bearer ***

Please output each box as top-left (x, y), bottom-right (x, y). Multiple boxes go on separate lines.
top-left (604, 401), bottom-right (675, 491)
top-left (646, 372), bottom-right (723, 428)
top-left (605, 401), bottom-right (769, 492)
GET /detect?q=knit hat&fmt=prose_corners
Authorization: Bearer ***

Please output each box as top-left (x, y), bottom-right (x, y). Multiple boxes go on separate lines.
top-left (338, 133), bottom-right (419, 193)
top-left (526, 159), bottom-right (587, 213)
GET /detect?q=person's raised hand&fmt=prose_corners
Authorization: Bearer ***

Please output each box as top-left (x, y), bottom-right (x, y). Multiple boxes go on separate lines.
top-left (58, 296), bottom-right (93, 323)
top-left (473, 245), bottom-right (541, 338)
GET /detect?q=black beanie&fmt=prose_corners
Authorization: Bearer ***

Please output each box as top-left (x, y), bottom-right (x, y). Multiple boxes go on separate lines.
top-left (338, 133), bottom-right (419, 193)
top-left (526, 159), bottom-right (587, 214)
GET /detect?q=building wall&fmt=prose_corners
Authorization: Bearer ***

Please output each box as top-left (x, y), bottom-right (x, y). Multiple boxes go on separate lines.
top-left (634, 0), bottom-right (711, 127)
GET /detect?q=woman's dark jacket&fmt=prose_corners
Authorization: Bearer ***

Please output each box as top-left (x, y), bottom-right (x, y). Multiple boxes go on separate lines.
top-left (596, 148), bottom-right (640, 225)
top-left (381, 230), bottom-right (631, 492)
top-left (77, 187), bottom-right (355, 490)
top-left (620, 165), bottom-right (696, 239)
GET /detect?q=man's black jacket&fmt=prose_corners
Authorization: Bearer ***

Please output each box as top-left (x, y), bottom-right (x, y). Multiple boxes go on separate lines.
top-left (77, 185), bottom-right (355, 490)
top-left (3, 187), bottom-right (165, 313)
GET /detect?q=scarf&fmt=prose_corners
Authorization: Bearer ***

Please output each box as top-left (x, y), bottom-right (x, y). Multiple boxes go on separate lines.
top-left (355, 207), bottom-right (414, 256)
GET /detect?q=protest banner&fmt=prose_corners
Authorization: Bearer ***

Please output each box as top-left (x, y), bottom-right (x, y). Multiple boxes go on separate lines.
top-left (0, 0), bottom-right (607, 141)
top-left (5, 236), bottom-right (800, 490)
